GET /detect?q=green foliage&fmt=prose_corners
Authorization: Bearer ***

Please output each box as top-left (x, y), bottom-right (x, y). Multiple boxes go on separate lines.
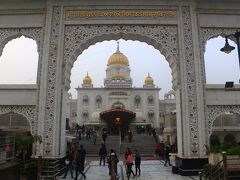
top-left (208, 143), bottom-right (240, 155)
top-left (16, 135), bottom-right (33, 152)
top-left (208, 145), bottom-right (222, 154)
top-left (226, 146), bottom-right (240, 155)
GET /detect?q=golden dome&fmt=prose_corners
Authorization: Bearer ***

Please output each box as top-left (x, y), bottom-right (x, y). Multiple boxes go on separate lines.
top-left (111, 72), bottom-right (126, 79)
top-left (107, 42), bottom-right (129, 67)
top-left (83, 73), bottom-right (92, 84)
top-left (144, 73), bottom-right (154, 85)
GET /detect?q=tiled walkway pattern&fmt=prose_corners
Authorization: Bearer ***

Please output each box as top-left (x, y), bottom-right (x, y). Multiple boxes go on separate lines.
top-left (57, 160), bottom-right (198, 180)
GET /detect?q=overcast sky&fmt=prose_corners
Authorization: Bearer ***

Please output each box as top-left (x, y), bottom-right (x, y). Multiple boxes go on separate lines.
top-left (0, 36), bottom-right (238, 99)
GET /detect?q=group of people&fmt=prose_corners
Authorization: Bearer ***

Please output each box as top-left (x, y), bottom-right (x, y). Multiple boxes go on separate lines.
top-left (75, 125), bottom-right (102, 146)
top-left (63, 141), bottom-right (172, 179)
top-left (124, 148), bottom-right (141, 179)
top-left (62, 144), bottom-right (86, 179)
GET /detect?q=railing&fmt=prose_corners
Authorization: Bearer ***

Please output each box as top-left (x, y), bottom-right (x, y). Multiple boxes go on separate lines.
top-left (40, 157), bottom-right (65, 179)
top-left (199, 153), bottom-right (240, 180)
top-left (19, 159), bottom-right (38, 180)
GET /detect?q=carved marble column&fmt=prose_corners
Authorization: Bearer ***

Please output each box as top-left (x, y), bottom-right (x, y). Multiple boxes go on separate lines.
top-left (38, 6), bottom-right (65, 158)
top-left (177, 6), bottom-right (206, 158)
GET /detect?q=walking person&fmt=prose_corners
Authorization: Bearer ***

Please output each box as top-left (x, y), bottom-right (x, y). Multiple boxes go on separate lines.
top-left (126, 150), bottom-right (135, 179)
top-left (134, 149), bottom-right (141, 177)
top-left (92, 130), bottom-right (97, 145)
top-left (124, 148), bottom-right (131, 175)
top-left (75, 145), bottom-right (86, 179)
top-left (107, 149), bottom-right (119, 180)
top-left (99, 143), bottom-right (107, 166)
top-left (62, 150), bottom-right (74, 178)
top-left (164, 144), bottom-right (172, 167)
top-left (102, 130), bottom-right (107, 144)
top-left (127, 130), bottom-right (133, 142)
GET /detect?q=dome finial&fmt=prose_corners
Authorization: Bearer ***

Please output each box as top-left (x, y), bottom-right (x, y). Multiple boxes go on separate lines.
top-left (116, 41), bottom-right (120, 52)
top-left (83, 72), bottom-right (92, 84)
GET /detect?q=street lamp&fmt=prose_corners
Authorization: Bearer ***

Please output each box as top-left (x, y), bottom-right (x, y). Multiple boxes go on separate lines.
top-left (220, 31), bottom-right (240, 83)
top-left (115, 117), bottom-right (122, 152)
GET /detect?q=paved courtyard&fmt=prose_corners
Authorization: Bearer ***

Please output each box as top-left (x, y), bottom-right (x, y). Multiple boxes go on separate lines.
top-left (57, 160), bottom-right (198, 180)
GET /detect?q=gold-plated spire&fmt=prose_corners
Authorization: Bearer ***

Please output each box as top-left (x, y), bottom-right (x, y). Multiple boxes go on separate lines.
top-left (83, 72), bottom-right (92, 84)
top-left (107, 42), bottom-right (129, 66)
top-left (144, 73), bottom-right (154, 85)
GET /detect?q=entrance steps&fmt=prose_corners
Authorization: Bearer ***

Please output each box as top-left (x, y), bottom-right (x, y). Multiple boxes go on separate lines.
top-left (120, 134), bottom-right (156, 156)
top-left (77, 134), bottom-right (156, 156)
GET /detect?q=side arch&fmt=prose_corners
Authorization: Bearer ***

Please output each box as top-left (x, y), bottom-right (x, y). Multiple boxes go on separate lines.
top-left (0, 28), bottom-right (43, 57)
top-left (63, 25), bottom-right (179, 90)
top-left (206, 105), bottom-right (240, 139)
top-left (199, 27), bottom-right (238, 84)
top-left (0, 105), bottom-right (37, 135)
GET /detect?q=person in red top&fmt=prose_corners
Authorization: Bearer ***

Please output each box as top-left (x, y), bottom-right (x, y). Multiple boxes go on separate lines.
top-left (126, 150), bottom-right (135, 179)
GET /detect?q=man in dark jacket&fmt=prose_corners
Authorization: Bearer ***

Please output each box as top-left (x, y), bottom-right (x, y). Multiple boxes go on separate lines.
top-left (135, 149), bottom-right (141, 176)
top-left (99, 144), bottom-right (107, 166)
top-left (62, 150), bottom-right (74, 178)
top-left (164, 144), bottom-right (172, 167)
top-left (75, 145), bottom-right (86, 179)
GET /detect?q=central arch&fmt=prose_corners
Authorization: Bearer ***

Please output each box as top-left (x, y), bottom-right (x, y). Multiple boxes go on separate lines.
top-left (63, 25), bottom-right (180, 90)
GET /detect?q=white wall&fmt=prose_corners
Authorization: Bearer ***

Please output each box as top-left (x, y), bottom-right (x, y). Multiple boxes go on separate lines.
top-left (205, 84), bottom-right (240, 105)
top-left (0, 85), bottom-right (37, 105)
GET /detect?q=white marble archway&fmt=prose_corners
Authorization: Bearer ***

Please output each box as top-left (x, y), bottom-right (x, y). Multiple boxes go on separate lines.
top-left (63, 25), bottom-right (180, 90)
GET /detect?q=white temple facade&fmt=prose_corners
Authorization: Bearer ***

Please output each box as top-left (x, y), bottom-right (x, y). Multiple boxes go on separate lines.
top-left (68, 43), bottom-right (161, 134)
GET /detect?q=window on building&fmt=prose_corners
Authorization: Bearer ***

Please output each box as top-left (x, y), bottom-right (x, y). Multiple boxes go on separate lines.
top-left (95, 95), bottom-right (102, 105)
top-left (148, 111), bottom-right (154, 118)
top-left (82, 95), bottom-right (89, 105)
top-left (82, 110), bottom-right (88, 118)
top-left (148, 96), bottom-right (154, 104)
top-left (134, 95), bottom-right (141, 107)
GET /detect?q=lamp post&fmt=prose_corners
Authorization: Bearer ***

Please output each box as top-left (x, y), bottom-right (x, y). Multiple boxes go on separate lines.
top-left (220, 31), bottom-right (240, 83)
top-left (115, 117), bottom-right (122, 153)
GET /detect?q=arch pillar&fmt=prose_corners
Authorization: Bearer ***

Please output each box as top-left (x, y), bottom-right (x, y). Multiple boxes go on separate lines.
top-left (37, 6), bottom-right (66, 158)
top-left (176, 6), bottom-right (207, 159)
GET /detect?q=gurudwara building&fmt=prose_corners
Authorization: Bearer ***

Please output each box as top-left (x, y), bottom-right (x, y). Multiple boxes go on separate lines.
top-left (67, 43), bottom-right (168, 136)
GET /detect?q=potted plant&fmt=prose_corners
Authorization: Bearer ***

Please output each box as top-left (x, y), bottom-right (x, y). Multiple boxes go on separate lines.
top-left (206, 143), bottom-right (240, 165)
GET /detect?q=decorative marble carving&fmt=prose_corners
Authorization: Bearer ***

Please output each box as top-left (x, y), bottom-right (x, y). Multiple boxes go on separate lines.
top-left (0, 28), bottom-right (43, 57)
top-left (182, 6), bottom-right (199, 155)
top-left (199, 28), bottom-right (239, 144)
top-left (63, 25), bottom-right (179, 90)
top-left (44, 6), bottom-right (61, 156)
top-left (207, 105), bottom-right (240, 137)
top-left (0, 105), bottom-right (37, 134)
top-left (0, 27), bottom-right (44, 138)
